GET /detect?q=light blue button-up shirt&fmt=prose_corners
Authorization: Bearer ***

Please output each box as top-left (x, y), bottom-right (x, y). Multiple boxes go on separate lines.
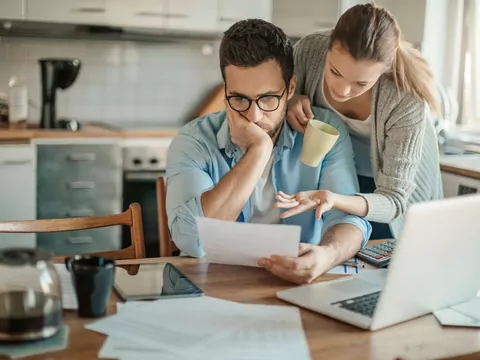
top-left (165, 107), bottom-right (371, 257)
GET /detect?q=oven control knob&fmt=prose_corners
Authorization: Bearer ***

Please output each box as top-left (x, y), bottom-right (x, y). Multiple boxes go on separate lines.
top-left (150, 158), bottom-right (159, 165)
top-left (133, 158), bottom-right (142, 166)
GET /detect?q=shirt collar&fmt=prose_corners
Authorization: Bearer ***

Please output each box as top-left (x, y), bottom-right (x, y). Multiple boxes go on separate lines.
top-left (217, 110), bottom-right (296, 159)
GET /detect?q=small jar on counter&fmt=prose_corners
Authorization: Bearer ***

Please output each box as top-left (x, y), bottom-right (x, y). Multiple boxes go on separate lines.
top-left (8, 76), bottom-right (28, 123)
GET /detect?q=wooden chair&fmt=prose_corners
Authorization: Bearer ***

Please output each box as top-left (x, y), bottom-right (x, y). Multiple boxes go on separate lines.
top-left (0, 203), bottom-right (146, 261)
top-left (156, 176), bottom-right (179, 257)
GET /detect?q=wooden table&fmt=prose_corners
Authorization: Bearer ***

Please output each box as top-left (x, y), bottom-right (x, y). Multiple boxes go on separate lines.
top-left (14, 256), bottom-right (480, 360)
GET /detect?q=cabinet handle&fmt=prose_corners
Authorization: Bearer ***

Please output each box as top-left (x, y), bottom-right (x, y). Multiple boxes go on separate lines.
top-left (0, 159), bottom-right (31, 166)
top-left (135, 11), bottom-right (166, 17)
top-left (67, 153), bottom-right (96, 162)
top-left (68, 181), bottom-right (96, 189)
top-left (66, 209), bottom-right (95, 217)
top-left (68, 236), bottom-right (94, 244)
top-left (166, 13), bottom-right (189, 19)
top-left (71, 7), bottom-right (106, 13)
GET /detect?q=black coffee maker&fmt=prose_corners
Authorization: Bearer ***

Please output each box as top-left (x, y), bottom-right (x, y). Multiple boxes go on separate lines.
top-left (39, 58), bottom-right (81, 129)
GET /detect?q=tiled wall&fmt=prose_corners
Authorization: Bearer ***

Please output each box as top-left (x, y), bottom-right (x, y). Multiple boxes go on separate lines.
top-left (0, 36), bottom-right (222, 128)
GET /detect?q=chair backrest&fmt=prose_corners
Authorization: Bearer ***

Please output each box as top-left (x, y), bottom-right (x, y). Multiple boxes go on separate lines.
top-left (0, 203), bottom-right (146, 260)
top-left (156, 176), bottom-right (178, 257)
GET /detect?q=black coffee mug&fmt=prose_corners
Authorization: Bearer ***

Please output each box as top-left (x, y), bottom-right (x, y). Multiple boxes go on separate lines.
top-left (64, 255), bottom-right (115, 318)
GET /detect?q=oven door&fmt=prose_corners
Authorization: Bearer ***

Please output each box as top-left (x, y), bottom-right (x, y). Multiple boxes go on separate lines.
top-left (122, 170), bottom-right (166, 257)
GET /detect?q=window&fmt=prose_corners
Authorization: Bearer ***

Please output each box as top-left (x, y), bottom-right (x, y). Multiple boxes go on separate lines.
top-left (458, 0), bottom-right (480, 132)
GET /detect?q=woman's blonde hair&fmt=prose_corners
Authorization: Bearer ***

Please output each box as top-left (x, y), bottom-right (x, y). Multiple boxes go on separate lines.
top-left (329, 3), bottom-right (440, 114)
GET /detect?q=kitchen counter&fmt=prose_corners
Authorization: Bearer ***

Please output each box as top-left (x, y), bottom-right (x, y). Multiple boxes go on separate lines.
top-left (0, 122), bottom-right (179, 142)
top-left (440, 155), bottom-right (480, 180)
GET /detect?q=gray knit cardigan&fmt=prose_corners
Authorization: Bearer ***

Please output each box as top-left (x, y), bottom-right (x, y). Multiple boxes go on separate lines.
top-left (293, 31), bottom-right (443, 237)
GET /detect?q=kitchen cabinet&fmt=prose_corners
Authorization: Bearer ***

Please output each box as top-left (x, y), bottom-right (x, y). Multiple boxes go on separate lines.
top-left (0, 144), bottom-right (36, 249)
top-left (440, 155), bottom-right (480, 198)
top-left (441, 172), bottom-right (480, 198)
top-left (109, 0), bottom-right (218, 32)
top-left (106, 0), bottom-right (166, 29)
top-left (26, 0), bottom-right (108, 26)
top-left (0, 0), bottom-right (25, 20)
top-left (35, 141), bottom-right (123, 255)
top-left (217, 0), bottom-right (272, 31)
top-left (273, 0), bottom-right (339, 38)
top-left (26, 0), bottom-right (218, 32)
top-left (165, 0), bottom-right (217, 32)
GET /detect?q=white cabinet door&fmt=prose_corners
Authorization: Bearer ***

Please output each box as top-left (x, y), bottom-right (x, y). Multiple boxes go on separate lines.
top-left (0, 0), bottom-right (24, 20)
top-left (441, 172), bottom-right (480, 198)
top-left (0, 145), bottom-right (36, 249)
top-left (218, 0), bottom-right (272, 31)
top-left (165, 0), bottom-right (217, 32)
top-left (26, 0), bottom-right (107, 25)
top-left (273, 0), bottom-right (339, 38)
top-left (106, 0), bottom-right (166, 29)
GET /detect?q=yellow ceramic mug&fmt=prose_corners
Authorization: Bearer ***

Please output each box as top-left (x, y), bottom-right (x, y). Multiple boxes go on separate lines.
top-left (299, 119), bottom-right (340, 167)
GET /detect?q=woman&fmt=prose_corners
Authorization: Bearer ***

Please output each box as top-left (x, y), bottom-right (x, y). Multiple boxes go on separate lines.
top-left (276, 3), bottom-right (443, 240)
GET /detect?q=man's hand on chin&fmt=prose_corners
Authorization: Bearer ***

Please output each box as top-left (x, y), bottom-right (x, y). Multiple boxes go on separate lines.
top-left (257, 243), bottom-right (335, 285)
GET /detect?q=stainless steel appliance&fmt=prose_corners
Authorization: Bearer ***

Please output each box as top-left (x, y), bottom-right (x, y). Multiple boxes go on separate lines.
top-left (39, 58), bottom-right (81, 129)
top-left (122, 138), bottom-right (172, 257)
top-left (0, 248), bottom-right (63, 341)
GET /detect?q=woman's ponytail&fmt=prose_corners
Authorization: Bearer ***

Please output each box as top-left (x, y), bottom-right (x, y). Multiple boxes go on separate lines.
top-left (393, 40), bottom-right (440, 114)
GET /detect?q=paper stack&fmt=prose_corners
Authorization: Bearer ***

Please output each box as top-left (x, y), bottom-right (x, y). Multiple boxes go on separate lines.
top-left (85, 296), bottom-right (312, 360)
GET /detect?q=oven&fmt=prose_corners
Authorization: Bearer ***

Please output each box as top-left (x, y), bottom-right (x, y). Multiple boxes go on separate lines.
top-left (121, 139), bottom-right (172, 257)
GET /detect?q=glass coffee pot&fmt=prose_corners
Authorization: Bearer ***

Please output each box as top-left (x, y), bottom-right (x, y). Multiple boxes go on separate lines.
top-left (0, 248), bottom-right (63, 341)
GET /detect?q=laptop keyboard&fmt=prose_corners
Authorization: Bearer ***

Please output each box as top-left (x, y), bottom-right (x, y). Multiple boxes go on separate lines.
top-left (331, 291), bottom-right (381, 317)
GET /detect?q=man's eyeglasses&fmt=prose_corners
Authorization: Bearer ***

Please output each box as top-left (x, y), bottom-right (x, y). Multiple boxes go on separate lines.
top-left (225, 88), bottom-right (287, 112)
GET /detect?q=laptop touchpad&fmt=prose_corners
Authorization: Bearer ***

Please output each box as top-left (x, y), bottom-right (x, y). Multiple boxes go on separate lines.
top-left (329, 279), bottom-right (380, 295)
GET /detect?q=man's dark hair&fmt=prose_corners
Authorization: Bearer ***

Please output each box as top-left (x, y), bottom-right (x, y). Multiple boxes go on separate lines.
top-left (219, 19), bottom-right (294, 87)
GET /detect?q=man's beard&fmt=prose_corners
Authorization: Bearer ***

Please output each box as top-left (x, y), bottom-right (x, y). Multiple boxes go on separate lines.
top-left (257, 107), bottom-right (286, 139)
top-left (257, 122), bottom-right (280, 138)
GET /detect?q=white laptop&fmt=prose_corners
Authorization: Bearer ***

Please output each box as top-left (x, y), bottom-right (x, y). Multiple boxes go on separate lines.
top-left (276, 194), bottom-right (480, 331)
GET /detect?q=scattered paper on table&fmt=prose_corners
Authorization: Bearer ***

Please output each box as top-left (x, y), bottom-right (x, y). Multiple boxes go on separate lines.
top-left (195, 217), bottom-right (301, 267)
top-left (434, 297), bottom-right (480, 328)
top-left (88, 296), bottom-right (311, 360)
top-left (452, 297), bottom-right (480, 320)
top-left (327, 264), bottom-right (362, 275)
top-left (54, 264), bottom-right (77, 310)
top-left (327, 258), bottom-right (374, 274)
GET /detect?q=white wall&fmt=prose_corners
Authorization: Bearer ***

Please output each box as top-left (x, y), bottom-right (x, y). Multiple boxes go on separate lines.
top-left (0, 36), bottom-right (222, 128)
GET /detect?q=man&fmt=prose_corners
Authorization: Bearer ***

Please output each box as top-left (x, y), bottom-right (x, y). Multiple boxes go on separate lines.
top-left (165, 19), bottom-right (371, 284)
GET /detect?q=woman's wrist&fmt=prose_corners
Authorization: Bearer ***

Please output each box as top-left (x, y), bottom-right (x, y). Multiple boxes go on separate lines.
top-left (330, 193), bottom-right (368, 218)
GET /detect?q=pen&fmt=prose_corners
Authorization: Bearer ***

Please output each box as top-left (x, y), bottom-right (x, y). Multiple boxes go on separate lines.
top-left (343, 259), bottom-right (365, 268)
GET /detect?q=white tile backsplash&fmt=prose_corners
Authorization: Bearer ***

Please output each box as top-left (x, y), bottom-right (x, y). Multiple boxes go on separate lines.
top-left (0, 36), bottom-right (222, 127)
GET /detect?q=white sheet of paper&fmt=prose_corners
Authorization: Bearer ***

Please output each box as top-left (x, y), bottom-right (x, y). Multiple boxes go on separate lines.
top-left (451, 297), bottom-right (480, 321)
top-left (434, 308), bottom-right (480, 328)
top-left (326, 259), bottom-right (375, 274)
top-left (89, 296), bottom-right (311, 360)
top-left (434, 297), bottom-right (480, 328)
top-left (54, 264), bottom-right (78, 309)
top-left (195, 217), bottom-right (301, 267)
top-left (327, 265), bottom-right (362, 275)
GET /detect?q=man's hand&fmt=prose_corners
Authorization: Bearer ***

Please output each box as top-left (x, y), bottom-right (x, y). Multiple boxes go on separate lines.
top-left (257, 244), bottom-right (336, 284)
top-left (225, 99), bottom-right (272, 152)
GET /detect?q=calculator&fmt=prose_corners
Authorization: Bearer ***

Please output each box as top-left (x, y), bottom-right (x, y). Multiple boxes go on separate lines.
top-left (355, 239), bottom-right (397, 268)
